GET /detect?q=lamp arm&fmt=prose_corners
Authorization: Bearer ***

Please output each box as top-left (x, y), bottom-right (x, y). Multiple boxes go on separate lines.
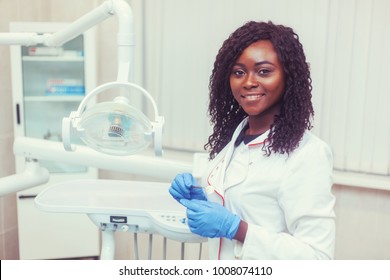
top-left (43, 0), bottom-right (136, 82)
top-left (0, 0), bottom-right (134, 51)
top-left (0, 1), bottom-right (114, 46)
top-left (1, 134), bottom-right (189, 197)
top-left (112, 0), bottom-right (135, 82)
top-left (44, 0), bottom-right (115, 47)
top-left (0, 33), bottom-right (50, 46)
top-left (14, 137), bottom-right (191, 181)
top-left (0, 159), bottom-right (49, 196)
top-left (0, 0), bottom-right (135, 82)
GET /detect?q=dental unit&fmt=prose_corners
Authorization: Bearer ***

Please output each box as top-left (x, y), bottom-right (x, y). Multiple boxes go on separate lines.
top-left (0, 0), bottom-right (206, 259)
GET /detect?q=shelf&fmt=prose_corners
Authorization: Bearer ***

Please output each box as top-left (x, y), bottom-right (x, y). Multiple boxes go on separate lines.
top-left (24, 96), bottom-right (84, 102)
top-left (22, 56), bottom-right (84, 62)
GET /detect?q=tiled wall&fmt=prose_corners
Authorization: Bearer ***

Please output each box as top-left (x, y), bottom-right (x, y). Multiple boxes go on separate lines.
top-left (0, 0), bottom-right (30, 261)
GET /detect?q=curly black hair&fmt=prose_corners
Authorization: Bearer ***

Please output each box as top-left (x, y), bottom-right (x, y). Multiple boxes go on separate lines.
top-left (205, 21), bottom-right (314, 159)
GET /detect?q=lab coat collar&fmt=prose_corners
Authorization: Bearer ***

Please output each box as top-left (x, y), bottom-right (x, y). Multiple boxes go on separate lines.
top-left (207, 118), bottom-right (270, 195)
top-left (232, 118), bottom-right (270, 148)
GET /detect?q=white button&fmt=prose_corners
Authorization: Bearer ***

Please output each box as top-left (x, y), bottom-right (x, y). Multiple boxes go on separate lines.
top-left (121, 225), bottom-right (129, 231)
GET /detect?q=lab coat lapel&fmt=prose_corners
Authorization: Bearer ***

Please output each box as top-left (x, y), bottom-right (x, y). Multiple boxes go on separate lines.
top-left (206, 119), bottom-right (249, 195)
top-left (206, 145), bottom-right (233, 197)
top-left (222, 139), bottom-right (248, 190)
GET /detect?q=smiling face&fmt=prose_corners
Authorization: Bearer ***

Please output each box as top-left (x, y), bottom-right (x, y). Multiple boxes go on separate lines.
top-left (229, 40), bottom-right (285, 134)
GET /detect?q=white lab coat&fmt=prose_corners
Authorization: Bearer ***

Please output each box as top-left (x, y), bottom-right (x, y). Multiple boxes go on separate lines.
top-left (202, 118), bottom-right (336, 260)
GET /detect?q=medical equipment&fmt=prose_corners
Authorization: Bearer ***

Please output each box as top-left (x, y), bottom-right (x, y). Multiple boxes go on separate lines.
top-left (35, 179), bottom-right (205, 260)
top-left (0, 0), bottom-right (205, 259)
top-left (62, 81), bottom-right (164, 156)
top-left (4, 129), bottom-right (205, 260)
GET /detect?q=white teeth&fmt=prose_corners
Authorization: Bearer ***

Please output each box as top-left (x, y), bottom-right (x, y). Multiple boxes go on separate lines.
top-left (245, 95), bottom-right (262, 100)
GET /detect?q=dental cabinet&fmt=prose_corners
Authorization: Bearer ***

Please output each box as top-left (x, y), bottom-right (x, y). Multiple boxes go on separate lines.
top-left (10, 22), bottom-right (100, 260)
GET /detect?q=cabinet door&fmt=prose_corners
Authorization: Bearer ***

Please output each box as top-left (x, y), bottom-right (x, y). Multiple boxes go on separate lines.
top-left (11, 22), bottom-right (100, 259)
top-left (20, 35), bottom-right (87, 173)
top-left (17, 182), bottom-right (100, 260)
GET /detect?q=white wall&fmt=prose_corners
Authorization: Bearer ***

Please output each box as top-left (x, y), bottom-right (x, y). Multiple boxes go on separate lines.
top-left (0, 0), bottom-right (389, 259)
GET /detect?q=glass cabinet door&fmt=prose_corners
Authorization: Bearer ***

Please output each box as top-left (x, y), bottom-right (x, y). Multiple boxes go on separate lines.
top-left (20, 35), bottom-right (87, 173)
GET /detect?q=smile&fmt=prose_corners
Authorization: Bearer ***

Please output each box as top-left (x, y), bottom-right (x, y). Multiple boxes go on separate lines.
top-left (241, 93), bottom-right (266, 101)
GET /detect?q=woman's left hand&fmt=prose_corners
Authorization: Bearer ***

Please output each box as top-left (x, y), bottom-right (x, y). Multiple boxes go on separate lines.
top-left (180, 199), bottom-right (240, 240)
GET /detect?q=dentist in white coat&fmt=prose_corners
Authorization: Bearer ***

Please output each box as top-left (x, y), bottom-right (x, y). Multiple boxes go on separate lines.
top-left (169, 21), bottom-right (335, 260)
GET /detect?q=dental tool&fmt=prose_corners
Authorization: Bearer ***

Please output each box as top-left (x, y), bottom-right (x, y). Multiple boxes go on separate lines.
top-left (192, 185), bottom-right (224, 204)
top-left (204, 185), bottom-right (217, 195)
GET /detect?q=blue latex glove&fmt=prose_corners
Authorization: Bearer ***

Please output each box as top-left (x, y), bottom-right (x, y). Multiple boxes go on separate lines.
top-left (169, 173), bottom-right (207, 202)
top-left (180, 199), bottom-right (241, 240)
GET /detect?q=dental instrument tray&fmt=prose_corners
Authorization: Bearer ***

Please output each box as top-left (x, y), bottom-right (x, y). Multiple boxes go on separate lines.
top-left (35, 179), bottom-right (204, 243)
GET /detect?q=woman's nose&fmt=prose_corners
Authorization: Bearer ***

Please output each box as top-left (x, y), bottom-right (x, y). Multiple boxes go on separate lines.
top-left (243, 73), bottom-right (259, 89)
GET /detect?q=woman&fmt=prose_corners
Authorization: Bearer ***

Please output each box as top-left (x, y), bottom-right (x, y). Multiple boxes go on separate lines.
top-left (169, 21), bottom-right (335, 260)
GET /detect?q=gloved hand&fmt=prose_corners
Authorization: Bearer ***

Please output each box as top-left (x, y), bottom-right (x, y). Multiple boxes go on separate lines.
top-left (169, 173), bottom-right (207, 202)
top-left (180, 199), bottom-right (241, 240)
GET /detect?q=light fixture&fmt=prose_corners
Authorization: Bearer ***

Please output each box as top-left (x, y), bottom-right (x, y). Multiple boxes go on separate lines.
top-left (0, 0), bottom-right (167, 194)
top-left (62, 81), bottom-right (164, 156)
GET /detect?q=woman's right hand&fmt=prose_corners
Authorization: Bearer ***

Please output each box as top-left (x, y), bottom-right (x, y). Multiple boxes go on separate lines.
top-left (169, 173), bottom-right (207, 202)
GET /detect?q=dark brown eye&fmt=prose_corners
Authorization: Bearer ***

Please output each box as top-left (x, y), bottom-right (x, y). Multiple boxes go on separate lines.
top-left (258, 68), bottom-right (271, 75)
top-left (232, 69), bottom-right (245, 77)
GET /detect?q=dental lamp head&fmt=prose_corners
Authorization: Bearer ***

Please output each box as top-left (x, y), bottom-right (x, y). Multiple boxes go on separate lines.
top-left (62, 81), bottom-right (164, 156)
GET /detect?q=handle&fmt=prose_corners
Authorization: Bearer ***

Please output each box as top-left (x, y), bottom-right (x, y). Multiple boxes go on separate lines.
top-left (16, 103), bottom-right (21, 125)
top-left (76, 81), bottom-right (160, 122)
top-left (18, 194), bottom-right (37, 200)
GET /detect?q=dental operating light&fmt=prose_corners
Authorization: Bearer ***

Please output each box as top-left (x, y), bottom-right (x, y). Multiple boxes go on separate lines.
top-left (62, 81), bottom-right (164, 156)
top-left (0, 0), bottom-right (165, 193)
top-left (1, 0), bottom-right (164, 158)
